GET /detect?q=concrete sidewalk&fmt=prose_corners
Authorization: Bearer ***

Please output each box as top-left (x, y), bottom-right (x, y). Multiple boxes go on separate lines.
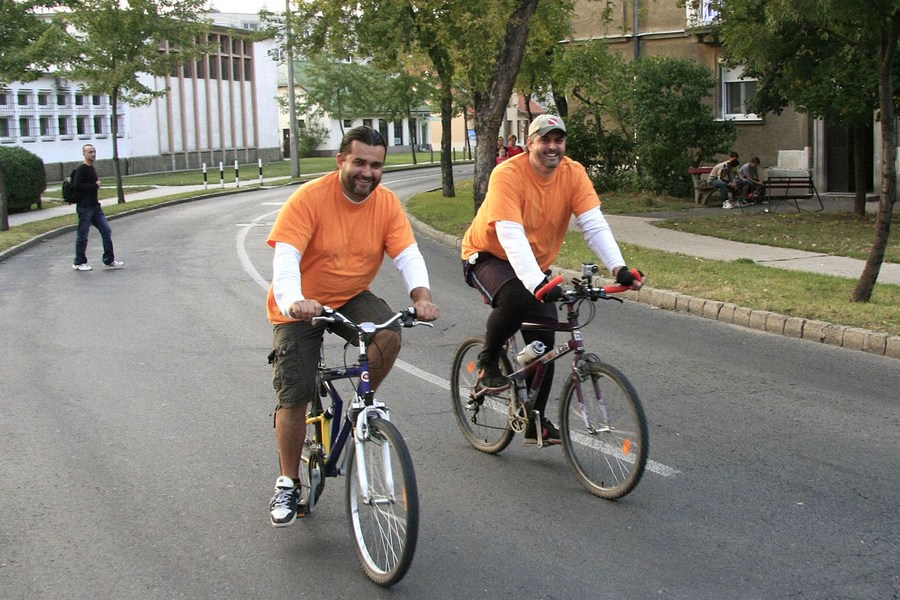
top-left (606, 213), bottom-right (900, 285)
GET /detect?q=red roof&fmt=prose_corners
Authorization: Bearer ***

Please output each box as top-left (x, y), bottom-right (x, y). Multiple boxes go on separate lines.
top-left (517, 96), bottom-right (545, 115)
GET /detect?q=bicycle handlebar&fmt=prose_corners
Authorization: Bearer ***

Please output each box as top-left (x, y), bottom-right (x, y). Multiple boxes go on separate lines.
top-left (314, 306), bottom-right (433, 331)
top-left (535, 268), bottom-right (642, 302)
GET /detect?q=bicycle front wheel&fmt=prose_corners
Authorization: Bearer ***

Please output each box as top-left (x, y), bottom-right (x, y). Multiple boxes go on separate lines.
top-left (449, 337), bottom-right (514, 454)
top-left (345, 418), bottom-right (418, 587)
top-left (559, 357), bottom-right (648, 500)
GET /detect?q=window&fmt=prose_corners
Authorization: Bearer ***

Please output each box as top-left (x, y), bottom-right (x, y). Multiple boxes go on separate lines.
top-left (243, 58), bottom-right (252, 81)
top-left (363, 118), bottom-right (372, 128)
top-left (195, 58), bottom-right (207, 79)
top-left (17, 91), bottom-right (32, 107)
top-left (58, 116), bottom-right (70, 136)
top-left (208, 56), bottom-right (218, 79)
top-left (75, 93), bottom-right (85, 106)
top-left (0, 90), bottom-right (9, 108)
top-left (38, 92), bottom-right (51, 107)
top-left (57, 92), bottom-right (70, 107)
top-left (343, 119), bottom-right (353, 128)
top-left (76, 115), bottom-right (88, 136)
top-left (93, 115), bottom-right (105, 136)
top-left (721, 66), bottom-right (760, 121)
top-left (232, 57), bottom-right (242, 80)
top-left (19, 117), bottom-right (32, 138)
top-left (39, 116), bottom-right (52, 137)
top-left (0, 117), bottom-right (10, 138)
top-left (92, 94), bottom-right (105, 107)
top-left (220, 56), bottom-right (230, 80)
top-left (687, 0), bottom-right (718, 27)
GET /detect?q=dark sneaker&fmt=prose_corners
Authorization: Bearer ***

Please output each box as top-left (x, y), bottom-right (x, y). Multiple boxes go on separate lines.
top-left (476, 353), bottom-right (508, 390)
top-left (269, 475), bottom-right (301, 527)
top-left (524, 417), bottom-right (561, 445)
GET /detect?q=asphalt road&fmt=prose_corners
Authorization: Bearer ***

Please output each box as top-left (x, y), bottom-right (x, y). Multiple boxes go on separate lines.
top-left (1, 166), bottom-right (897, 599)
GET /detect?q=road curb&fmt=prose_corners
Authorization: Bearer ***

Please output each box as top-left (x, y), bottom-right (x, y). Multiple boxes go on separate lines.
top-left (407, 215), bottom-right (900, 360)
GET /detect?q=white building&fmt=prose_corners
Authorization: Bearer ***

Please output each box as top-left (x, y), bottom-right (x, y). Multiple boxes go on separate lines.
top-left (0, 12), bottom-right (282, 181)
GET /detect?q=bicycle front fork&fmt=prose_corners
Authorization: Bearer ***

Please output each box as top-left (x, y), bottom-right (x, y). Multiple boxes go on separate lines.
top-left (352, 401), bottom-right (394, 505)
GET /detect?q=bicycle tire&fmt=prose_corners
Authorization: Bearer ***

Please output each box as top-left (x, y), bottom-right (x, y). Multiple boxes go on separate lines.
top-left (449, 337), bottom-right (514, 454)
top-left (559, 356), bottom-right (648, 500)
top-left (345, 418), bottom-right (419, 587)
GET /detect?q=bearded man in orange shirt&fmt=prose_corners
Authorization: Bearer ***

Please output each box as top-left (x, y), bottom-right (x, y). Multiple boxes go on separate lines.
top-left (461, 115), bottom-right (641, 444)
top-left (265, 126), bottom-right (439, 526)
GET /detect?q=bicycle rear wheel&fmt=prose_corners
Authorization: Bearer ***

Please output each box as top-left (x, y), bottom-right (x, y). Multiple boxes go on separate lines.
top-left (345, 418), bottom-right (418, 587)
top-left (559, 356), bottom-right (648, 499)
top-left (449, 337), bottom-right (514, 454)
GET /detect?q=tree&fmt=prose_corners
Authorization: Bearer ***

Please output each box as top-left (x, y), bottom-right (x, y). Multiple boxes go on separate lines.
top-left (380, 69), bottom-right (436, 165)
top-left (0, 0), bottom-right (68, 230)
top-left (0, 0), bottom-right (67, 85)
top-left (60, 0), bottom-right (211, 204)
top-left (632, 57), bottom-right (735, 196)
top-left (284, 1), bottom-right (579, 205)
top-left (298, 57), bottom-right (386, 135)
top-left (715, 0), bottom-right (898, 302)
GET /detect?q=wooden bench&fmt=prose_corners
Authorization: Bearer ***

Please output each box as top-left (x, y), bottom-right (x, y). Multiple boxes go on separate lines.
top-left (688, 166), bottom-right (718, 206)
top-left (763, 173), bottom-right (824, 212)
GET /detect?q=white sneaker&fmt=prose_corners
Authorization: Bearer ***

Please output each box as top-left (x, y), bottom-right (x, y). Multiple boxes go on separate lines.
top-left (722, 201), bottom-right (736, 209)
top-left (105, 260), bottom-right (125, 268)
top-left (72, 263), bottom-right (92, 271)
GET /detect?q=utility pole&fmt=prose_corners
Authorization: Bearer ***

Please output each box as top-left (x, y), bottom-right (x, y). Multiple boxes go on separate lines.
top-left (285, 0), bottom-right (300, 179)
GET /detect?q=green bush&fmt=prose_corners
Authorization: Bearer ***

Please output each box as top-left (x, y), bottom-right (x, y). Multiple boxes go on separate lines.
top-left (632, 57), bottom-right (736, 197)
top-left (0, 145), bottom-right (46, 211)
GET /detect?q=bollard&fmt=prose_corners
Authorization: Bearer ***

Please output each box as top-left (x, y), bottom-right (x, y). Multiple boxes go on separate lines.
top-left (203, 163), bottom-right (208, 190)
top-left (235, 160), bottom-right (240, 188)
top-left (219, 162), bottom-right (224, 189)
top-left (258, 159), bottom-right (263, 186)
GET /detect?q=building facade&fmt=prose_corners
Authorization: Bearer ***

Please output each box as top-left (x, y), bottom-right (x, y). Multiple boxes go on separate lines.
top-left (0, 12), bottom-right (282, 182)
top-left (571, 0), bottom-right (881, 193)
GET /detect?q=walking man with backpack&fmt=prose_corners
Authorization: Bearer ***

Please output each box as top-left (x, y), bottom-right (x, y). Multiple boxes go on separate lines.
top-left (72, 144), bottom-right (123, 271)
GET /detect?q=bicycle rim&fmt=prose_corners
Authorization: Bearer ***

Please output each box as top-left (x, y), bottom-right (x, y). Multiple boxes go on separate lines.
top-left (559, 358), bottom-right (648, 499)
top-left (345, 418), bottom-right (418, 587)
top-left (449, 337), bottom-right (514, 454)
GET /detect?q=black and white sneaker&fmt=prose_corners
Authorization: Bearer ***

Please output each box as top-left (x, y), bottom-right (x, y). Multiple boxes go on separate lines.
top-left (269, 475), bottom-right (301, 527)
top-left (524, 417), bottom-right (561, 445)
top-left (476, 352), bottom-right (509, 391)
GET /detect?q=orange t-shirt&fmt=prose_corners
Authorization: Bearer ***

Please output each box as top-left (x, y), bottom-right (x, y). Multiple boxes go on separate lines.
top-left (266, 171), bottom-right (416, 324)
top-left (461, 154), bottom-right (600, 271)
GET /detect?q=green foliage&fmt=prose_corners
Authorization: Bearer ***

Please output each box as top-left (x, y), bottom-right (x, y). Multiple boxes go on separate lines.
top-left (298, 121), bottom-right (330, 157)
top-left (632, 57), bottom-right (735, 196)
top-left (0, 145), bottom-right (46, 211)
top-left (715, 0), bottom-right (884, 123)
top-left (0, 0), bottom-right (67, 84)
top-left (61, 0), bottom-right (212, 105)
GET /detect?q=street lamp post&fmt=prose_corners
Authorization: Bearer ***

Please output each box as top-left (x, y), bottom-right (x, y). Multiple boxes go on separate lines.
top-left (285, 0), bottom-right (300, 179)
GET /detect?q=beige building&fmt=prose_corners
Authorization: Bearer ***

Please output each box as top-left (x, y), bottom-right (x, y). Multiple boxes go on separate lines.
top-left (570, 0), bottom-right (877, 194)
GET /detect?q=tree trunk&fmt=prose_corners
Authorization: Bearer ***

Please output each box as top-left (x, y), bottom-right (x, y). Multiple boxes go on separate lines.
top-left (111, 87), bottom-right (125, 204)
top-left (0, 162), bottom-right (8, 232)
top-left (439, 89), bottom-right (455, 198)
top-left (852, 12), bottom-right (899, 302)
top-left (852, 124), bottom-right (867, 216)
top-left (472, 0), bottom-right (540, 213)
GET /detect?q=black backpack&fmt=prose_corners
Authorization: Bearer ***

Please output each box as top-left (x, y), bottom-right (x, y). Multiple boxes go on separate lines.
top-left (62, 169), bottom-right (78, 203)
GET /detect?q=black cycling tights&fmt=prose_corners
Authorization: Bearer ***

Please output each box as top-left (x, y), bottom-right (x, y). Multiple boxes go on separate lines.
top-left (483, 279), bottom-right (557, 415)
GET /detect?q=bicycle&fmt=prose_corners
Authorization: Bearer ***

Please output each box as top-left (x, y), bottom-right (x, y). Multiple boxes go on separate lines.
top-left (297, 306), bottom-right (432, 586)
top-left (450, 263), bottom-right (649, 500)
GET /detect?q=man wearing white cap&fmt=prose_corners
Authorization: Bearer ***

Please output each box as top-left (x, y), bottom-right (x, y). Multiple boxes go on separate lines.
top-left (460, 114), bottom-right (642, 444)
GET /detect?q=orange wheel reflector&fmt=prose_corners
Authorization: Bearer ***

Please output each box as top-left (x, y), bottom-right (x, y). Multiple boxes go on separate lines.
top-left (622, 439), bottom-right (632, 455)
top-left (466, 361), bottom-right (476, 374)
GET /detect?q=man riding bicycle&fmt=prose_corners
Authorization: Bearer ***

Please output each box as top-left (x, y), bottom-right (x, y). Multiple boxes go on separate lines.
top-left (460, 114), bottom-right (642, 444)
top-left (266, 126), bottom-right (440, 526)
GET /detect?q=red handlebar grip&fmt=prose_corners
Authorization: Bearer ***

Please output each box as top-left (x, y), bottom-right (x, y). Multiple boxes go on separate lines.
top-left (602, 269), bottom-right (643, 294)
top-left (535, 275), bottom-right (565, 300)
